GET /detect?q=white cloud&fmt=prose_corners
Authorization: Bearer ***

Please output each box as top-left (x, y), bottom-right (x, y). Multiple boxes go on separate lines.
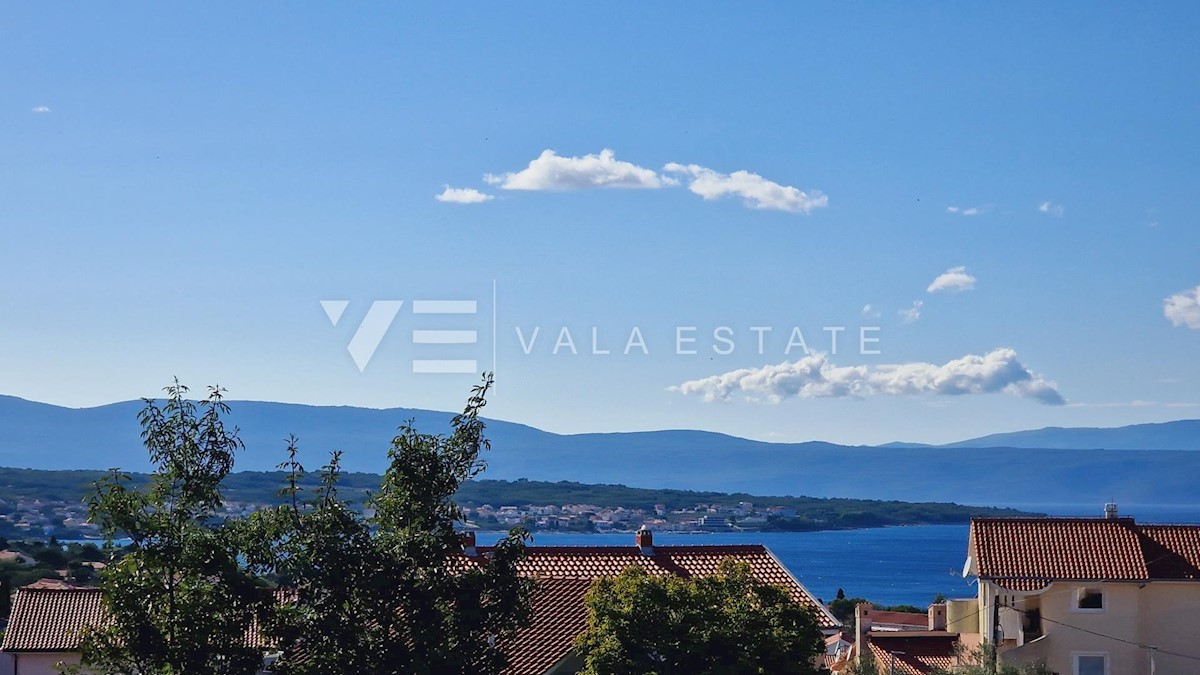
top-left (861, 304), bottom-right (880, 318)
top-left (670, 348), bottom-right (1065, 406)
top-left (663, 163), bottom-right (828, 213)
top-left (434, 186), bottom-right (493, 204)
top-left (1164, 285), bottom-right (1200, 329)
top-left (946, 205), bottom-right (982, 216)
top-left (31, 106), bottom-right (51, 113)
top-left (927, 266), bottom-right (977, 293)
top-left (485, 149), bottom-right (670, 190)
top-left (900, 300), bottom-right (923, 323)
top-left (1038, 201), bottom-right (1065, 218)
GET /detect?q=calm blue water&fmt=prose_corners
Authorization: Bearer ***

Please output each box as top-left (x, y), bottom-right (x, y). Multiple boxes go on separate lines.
top-left (63, 505), bottom-right (1199, 608)
top-left (478, 504), bottom-right (1200, 607)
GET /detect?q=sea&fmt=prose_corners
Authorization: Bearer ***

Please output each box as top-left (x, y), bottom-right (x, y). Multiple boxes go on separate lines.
top-left (476, 503), bottom-right (1200, 607)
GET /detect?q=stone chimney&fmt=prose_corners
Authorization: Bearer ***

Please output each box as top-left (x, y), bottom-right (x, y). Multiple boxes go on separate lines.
top-left (636, 526), bottom-right (654, 556)
top-left (854, 603), bottom-right (873, 664)
top-left (461, 530), bottom-right (477, 557)
top-left (1104, 502), bottom-right (1119, 520)
top-left (928, 603), bottom-right (947, 631)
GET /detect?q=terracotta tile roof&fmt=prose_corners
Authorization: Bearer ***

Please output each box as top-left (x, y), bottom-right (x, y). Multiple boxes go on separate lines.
top-left (970, 517), bottom-right (1200, 591)
top-left (473, 543), bottom-right (838, 630)
top-left (863, 608), bottom-right (929, 629)
top-left (866, 632), bottom-right (958, 675)
top-left (2, 585), bottom-right (283, 654)
top-left (499, 578), bottom-right (591, 675)
top-left (3, 542), bottom-right (834, 674)
top-left (1, 587), bottom-right (106, 652)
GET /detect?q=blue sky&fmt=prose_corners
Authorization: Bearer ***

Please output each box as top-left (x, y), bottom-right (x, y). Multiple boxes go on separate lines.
top-left (3, 3), bottom-right (1199, 445)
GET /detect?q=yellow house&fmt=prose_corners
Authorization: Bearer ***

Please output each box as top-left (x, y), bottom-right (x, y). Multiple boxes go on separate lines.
top-left (964, 507), bottom-right (1200, 675)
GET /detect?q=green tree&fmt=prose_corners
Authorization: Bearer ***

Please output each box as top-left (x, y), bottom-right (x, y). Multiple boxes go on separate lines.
top-left (78, 383), bottom-right (268, 675)
top-left (243, 373), bottom-right (533, 675)
top-left (32, 546), bottom-right (67, 568)
top-left (575, 558), bottom-right (825, 675)
top-left (828, 596), bottom-right (871, 624)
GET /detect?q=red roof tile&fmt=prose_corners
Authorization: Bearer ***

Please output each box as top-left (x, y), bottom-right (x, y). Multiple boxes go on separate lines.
top-left (499, 578), bottom-right (591, 675)
top-left (473, 543), bottom-right (838, 630)
top-left (1, 587), bottom-right (106, 652)
top-left (3, 543), bottom-right (835, 674)
top-left (863, 608), bottom-right (929, 628)
top-left (970, 517), bottom-right (1200, 591)
top-left (866, 633), bottom-right (959, 675)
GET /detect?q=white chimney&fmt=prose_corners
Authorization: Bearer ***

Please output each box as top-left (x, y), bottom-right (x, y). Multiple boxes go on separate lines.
top-left (854, 603), bottom-right (873, 664)
top-left (1104, 503), bottom-right (1119, 520)
top-left (928, 603), bottom-right (947, 631)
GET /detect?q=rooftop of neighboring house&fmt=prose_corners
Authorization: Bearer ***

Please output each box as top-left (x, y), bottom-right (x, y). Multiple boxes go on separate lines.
top-left (864, 632), bottom-right (959, 675)
top-left (858, 607), bottom-right (930, 630)
top-left (3, 530), bottom-right (835, 675)
top-left (464, 542), bottom-right (836, 629)
top-left (968, 510), bottom-right (1200, 591)
top-left (0, 549), bottom-right (35, 565)
top-left (1, 586), bottom-right (105, 653)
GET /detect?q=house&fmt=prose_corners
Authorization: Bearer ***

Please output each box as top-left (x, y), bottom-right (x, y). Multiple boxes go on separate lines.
top-left (963, 506), bottom-right (1200, 675)
top-left (0, 581), bottom-right (282, 675)
top-left (0, 550), bottom-right (36, 566)
top-left (0, 585), bottom-right (105, 675)
top-left (2, 529), bottom-right (836, 675)
top-left (828, 602), bottom-right (966, 675)
top-left (476, 528), bottom-right (840, 673)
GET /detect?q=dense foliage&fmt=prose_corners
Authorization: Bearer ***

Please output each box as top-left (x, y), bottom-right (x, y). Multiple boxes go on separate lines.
top-left (239, 375), bottom-right (533, 675)
top-left (76, 383), bottom-right (269, 675)
top-left (575, 559), bottom-right (826, 675)
top-left (49, 376), bottom-right (532, 675)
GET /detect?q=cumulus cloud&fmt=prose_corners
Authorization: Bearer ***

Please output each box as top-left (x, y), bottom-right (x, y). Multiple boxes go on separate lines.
top-left (484, 149), bottom-right (670, 190)
top-left (434, 186), bottom-right (493, 204)
top-left (862, 304), bottom-right (880, 318)
top-left (1038, 201), bottom-right (1065, 218)
top-left (670, 348), bottom-right (1065, 406)
top-left (927, 266), bottom-right (977, 293)
top-left (946, 205), bottom-right (982, 216)
top-left (31, 106), bottom-right (51, 113)
top-left (663, 163), bottom-right (827, 213)
top-left (900, 300), bottom-right (923, 323)
top-left (1164, 285), bottom-right (1200, 329)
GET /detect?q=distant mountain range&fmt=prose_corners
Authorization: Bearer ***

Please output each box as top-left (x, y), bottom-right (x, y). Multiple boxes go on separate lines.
top-left (2, 394), bottom-right (1199, 507)
top-left (891, 419), bottom-right (1200, 451)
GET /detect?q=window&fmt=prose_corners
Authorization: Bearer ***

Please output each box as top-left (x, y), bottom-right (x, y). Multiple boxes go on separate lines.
top-left (1074, 587), bottom-right (1104, 611)
top-left (1074, 653), bottom-right (1107, 675)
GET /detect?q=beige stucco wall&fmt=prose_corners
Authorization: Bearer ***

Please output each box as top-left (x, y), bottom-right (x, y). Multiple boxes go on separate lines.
top-left (987, 580), bottom-right (1200, 675)
top-left (8, 652), bottom-right (81, 675)
top-left (1133, 582), bottom-right (1200, 674)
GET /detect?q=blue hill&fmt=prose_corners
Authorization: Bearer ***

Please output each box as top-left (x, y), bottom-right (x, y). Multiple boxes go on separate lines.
top-left (1, 395), bottom-right (1198, 506)
top-left (942, 420), bottom-right (1200, 450)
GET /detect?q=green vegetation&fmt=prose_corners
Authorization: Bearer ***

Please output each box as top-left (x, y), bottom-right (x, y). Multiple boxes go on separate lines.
top-left (0, 539), bottom-right (107, 591)
top-left (0, 470), bottom-right (1039, 541)
top-left (239, 375), bottom-right (533, 675)
top-left (76, 383), bottom-right (273, 675)
top-left (826, 588), bottom-right (942, 624)
top-left (575, 559), bottom-right (826, 675)
top-left (61, 377), bottom-right (532, 675)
